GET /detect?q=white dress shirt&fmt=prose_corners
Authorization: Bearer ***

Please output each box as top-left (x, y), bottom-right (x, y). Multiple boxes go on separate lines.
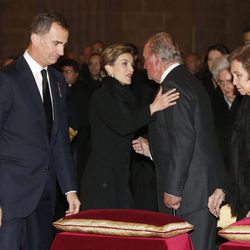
top-left (23, 51), bottom-right (54, 116)
top-left (160, 63), bottom-right (180, 83)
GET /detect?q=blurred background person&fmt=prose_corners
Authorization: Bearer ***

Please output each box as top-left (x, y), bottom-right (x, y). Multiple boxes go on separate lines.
top-left (80, 45), bottom-right (91, 65)
top-left (64, 49), bottom-right (79, 61)
top-left (88, 53), bottom-right (102, 82)
top-left (1, 56), bottom-right (15, 68)
top-left (91, 40), bottom-right (105, 53)
top-left (80, 44), bottom-right (179, 209)
top-left (184, 52), bottom-right (202, 75)
top-left (83, 52), bottom-right (102, 91)
top-left (197, 44), bottom-right (230, 101)
top-left (61, 58), bottom-right (81, 87)
top-left (80, 44), bottom-right (92, 80)
top-left (243, 27), bottom-right (250, 44)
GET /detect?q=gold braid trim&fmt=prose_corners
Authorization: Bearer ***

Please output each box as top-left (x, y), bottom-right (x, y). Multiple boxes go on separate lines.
top-left (69, 127), bottom-right (78, 142)
top-left (219, 225), bottom-right (250, 242)
top-left (53, 218), bottom-right (194, 238)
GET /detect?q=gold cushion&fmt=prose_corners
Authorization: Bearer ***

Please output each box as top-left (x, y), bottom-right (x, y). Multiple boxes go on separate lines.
top-left (219, 217), bottom-right (250, 242)
top-left (53, 209), bottom-right (194, 238)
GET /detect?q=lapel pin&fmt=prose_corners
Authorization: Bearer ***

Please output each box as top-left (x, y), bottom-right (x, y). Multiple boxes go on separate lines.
top-left (57, 81), bottom-right (62, 98)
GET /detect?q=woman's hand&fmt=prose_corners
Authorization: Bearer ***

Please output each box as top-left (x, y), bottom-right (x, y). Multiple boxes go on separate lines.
top-left (132, 137), bottom-right (151, 158)
top-left (208, 188), bottom-right (225, 217)
top-left (150, 87), bottom-right (179, 115)
top-left (246, 211), bottom-right (250, 217)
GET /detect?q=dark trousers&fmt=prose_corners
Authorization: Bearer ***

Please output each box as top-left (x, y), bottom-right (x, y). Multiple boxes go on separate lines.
top-left (0, 176), bottom-right (54, 250)
top-left (156, 186), bottom-right (217, 250)
top-left (182, 208), bottom-right (217, 250)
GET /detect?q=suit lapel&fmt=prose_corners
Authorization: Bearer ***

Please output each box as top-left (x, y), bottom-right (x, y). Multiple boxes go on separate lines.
top-left (47, 67), bottom-right (62, 141)
top-left (16, 56), bottom-right (65, 144)
top-left (16, 56), bottom-right (47, 130)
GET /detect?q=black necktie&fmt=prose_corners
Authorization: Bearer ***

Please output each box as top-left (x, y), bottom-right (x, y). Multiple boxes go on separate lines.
top-left (41, 69), bottom-right (53, 137)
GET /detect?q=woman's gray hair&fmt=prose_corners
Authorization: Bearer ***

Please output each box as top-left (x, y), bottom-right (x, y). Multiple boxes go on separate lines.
top-left (146, 32), bottom-right (182, 64)
top-left (210, 54), bottom-right (230, 81)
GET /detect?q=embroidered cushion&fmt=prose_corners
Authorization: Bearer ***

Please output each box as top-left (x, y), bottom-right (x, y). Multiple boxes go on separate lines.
top-left (219, 217), bottom-right (250, 242)
top-left (53, 209), bottom-right (193, 238)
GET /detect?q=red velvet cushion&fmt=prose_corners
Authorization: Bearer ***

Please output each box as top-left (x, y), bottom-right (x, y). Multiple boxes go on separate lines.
top-left (53, 209), bottom-right (193, 238)
top-left (219, 217), bottom-right (250, 242)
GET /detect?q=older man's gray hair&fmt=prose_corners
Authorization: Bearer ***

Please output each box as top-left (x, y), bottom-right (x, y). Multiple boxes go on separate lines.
top-left (211, 54), bottom-right (230, 82)
top-left (146, 32), bottom-right (182, 64)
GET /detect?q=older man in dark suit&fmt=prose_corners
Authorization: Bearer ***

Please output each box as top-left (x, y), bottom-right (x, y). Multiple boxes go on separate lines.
top-left (0, 11), bottom-right (80, 250)
top-left (133, 32), bottom-right (225, 250)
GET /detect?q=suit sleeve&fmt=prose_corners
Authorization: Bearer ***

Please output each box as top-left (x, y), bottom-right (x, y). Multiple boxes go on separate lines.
top-left (92, 90), bottom-right (152, 136)
top-left (53, 77), bottom-right (76, 194)
top-left (0, 72), bottom-right (13, 207)
top-left (162, 81), bottom-right (196, 197)
top-left (0, 73), bottom-right (13, 133)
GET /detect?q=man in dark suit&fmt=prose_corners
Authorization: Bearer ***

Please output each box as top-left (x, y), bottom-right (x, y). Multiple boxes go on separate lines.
top-left (133, 32), bottom-right (225, 250)
top-left (0, 11), bottom-right (80, 250)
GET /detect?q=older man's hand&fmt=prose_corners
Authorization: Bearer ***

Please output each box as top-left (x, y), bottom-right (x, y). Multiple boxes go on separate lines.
top-left (164, 192), bottom-right (182, 210)
top-left (208, 188), bottom-right (225, 217)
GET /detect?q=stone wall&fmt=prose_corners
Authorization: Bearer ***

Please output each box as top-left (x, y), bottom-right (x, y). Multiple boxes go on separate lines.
top-left (0, 0), bottom-right (249, 59)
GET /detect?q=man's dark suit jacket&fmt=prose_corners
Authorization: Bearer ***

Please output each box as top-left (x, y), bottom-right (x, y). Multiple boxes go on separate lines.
top-left (0, 55), bottom-right (76, 220)
top-left (148, 65), bottom-right (225, 215)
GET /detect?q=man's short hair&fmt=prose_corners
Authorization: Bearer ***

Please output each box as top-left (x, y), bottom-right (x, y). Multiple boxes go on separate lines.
top-left (30, 10), bottom-right (68, 36)
top-left (146, 32), bottom-right (182, 64)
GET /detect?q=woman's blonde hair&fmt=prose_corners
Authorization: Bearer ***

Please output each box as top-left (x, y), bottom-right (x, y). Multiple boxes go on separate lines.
top-left (101, 44), bottom-right (134, 77)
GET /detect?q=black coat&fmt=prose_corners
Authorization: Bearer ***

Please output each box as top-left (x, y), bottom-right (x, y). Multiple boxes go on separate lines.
top-left (80, 76), bottom-right (152, 209)
top-left (148, 65), bottom-right (225, 215)
top-left (226, 96), bottom-right (250, 218)
top-left (130, 69), bottom-right (159, 211)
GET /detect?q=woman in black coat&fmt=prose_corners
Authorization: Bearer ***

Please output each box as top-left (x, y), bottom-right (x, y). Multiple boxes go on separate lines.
top-left (80, 44), bottom-right (179, 209)
top-left (208, 44), bottom-right (250, 220)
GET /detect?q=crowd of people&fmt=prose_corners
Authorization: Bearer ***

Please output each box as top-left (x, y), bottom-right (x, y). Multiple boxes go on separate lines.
top-left (1, 10), bottom-right (250, 250)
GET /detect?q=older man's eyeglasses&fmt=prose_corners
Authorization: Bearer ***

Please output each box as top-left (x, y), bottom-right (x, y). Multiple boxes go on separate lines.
top-left (217, 78), bottom-right (233, 85)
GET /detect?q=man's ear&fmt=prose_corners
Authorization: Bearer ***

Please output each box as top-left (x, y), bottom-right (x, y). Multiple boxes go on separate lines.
top-left (31, 33), bottom-right (40, 46)
top-left (104, 65), bottom-right (113, 76)
top-left (153, 53), bottom-right (160, 65)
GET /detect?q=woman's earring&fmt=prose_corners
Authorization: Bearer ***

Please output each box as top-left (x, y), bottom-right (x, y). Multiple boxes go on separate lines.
top-left (109, 73), bottom-right (114, 77)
